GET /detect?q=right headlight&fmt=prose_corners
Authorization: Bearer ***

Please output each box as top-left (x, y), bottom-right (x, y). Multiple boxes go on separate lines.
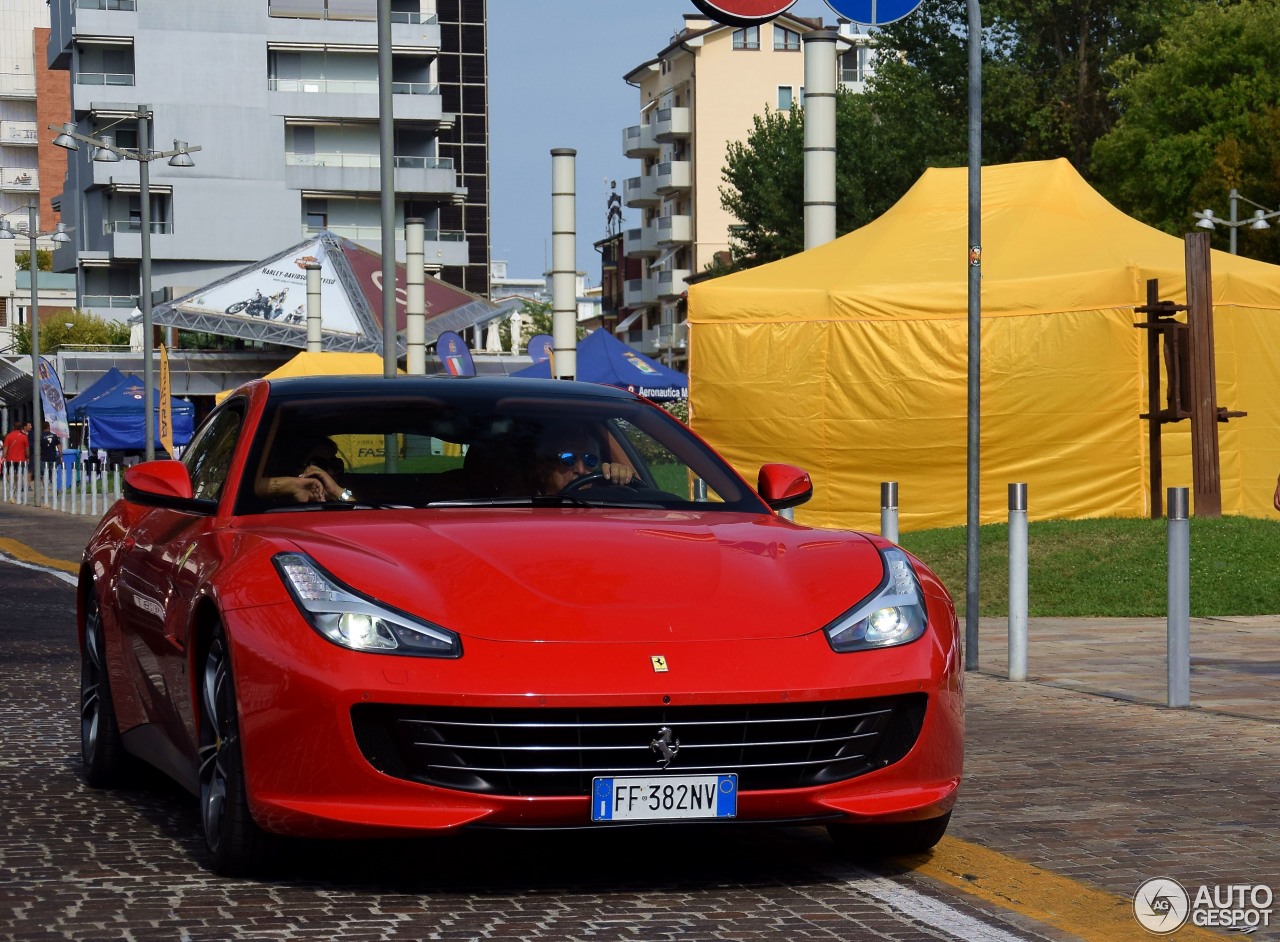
top-left (823, 547), bottom-right (928, 653)
top-left (273, 552), bottom-right (461, 658)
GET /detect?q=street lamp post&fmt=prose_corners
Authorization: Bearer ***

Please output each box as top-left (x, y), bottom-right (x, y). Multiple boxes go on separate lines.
top-left (0, 199), bottom-right (72, 503)
top-left (51, 106), bottom-right (199, 461)
top-left (1193, 188), bottom-right (1280, 255)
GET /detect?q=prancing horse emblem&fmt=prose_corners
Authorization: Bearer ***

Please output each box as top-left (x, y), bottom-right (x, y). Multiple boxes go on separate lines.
top-left (650, 726), bottom-right (680, 768)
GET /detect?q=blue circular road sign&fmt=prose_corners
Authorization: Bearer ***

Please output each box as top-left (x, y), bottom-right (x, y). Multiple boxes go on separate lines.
top-left (823, 0), bottom-right (925, 26)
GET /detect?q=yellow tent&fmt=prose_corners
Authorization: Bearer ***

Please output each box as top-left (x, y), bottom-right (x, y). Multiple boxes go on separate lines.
top-left (688, 159), bottom-right (1280, 531)
top-left (214, 351), bottom-right (399, 403)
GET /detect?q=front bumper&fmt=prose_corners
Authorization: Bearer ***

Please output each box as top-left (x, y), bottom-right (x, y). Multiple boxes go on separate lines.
top-left (226, 603), bottom-right (963, 839)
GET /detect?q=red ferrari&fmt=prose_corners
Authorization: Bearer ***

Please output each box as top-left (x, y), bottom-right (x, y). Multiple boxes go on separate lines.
top-left (78, 376), bottom-right (962, 876)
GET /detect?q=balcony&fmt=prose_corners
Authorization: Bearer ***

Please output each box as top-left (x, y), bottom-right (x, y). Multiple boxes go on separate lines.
top-left (653, 106), bottom-right (690, 142)
top-left (0, 122), bottom-right (39, 146)
top-left (655, 268), bottom-right (690, 299)
top-left (268, 78), bottom-right (445, 122)
top-left (0, 168), bottom-right (39, 192)
top-left (623, 277), bottom-right (656, 308)
top-left (623, 226), bottom-right (657, 257)
top-left (81, 294), bottom-right (141, 311)
top-left (655, 214), bottom-right (692, 245)
top-left (623, 174), bottom-right (658, 208)
top-left (284, 153), bottom-right (463, 198)
top-left (0, 76), bottom-right (36, 99)
top-left (655, 160), bottom-right (691, 194)
top-left (622, 124), bottom-right (658, 158)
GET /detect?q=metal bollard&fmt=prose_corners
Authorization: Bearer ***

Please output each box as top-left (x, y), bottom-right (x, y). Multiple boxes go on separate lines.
top-left (1167, 487), bottom-right (1190, 707)
top-left (1008, 483), bottom-right (1028, 681)
top-left (880, 481), bottom-right (899, 544)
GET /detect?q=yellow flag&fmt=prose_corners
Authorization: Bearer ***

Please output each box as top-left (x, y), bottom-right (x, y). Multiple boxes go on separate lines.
top-left (159, 343), bottom-right (174, 459)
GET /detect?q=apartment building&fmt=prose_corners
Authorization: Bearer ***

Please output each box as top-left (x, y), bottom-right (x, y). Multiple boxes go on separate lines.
top-left (619, 13), bottom-right (873, 366)
top-left (1, 1), bottom-right (69, 239)
top-left (45, 0), bottom-right (490, 317)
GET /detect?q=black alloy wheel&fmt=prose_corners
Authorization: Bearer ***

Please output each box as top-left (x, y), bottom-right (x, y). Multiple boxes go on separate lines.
top-left (198, 623), bottom-right (269, 876)
top-left (80, 587), bottom-right (129, 787)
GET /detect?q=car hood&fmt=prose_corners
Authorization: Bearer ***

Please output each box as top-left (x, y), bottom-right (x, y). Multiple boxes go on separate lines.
top-left (254, 508), bottom-right (887, 644)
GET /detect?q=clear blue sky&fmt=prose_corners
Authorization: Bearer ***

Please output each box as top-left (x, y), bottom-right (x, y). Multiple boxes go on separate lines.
top-left (486, 0), bottom-right (838, 284)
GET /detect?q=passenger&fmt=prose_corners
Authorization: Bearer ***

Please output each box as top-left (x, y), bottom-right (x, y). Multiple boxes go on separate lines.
top-left (533, 421), bottom-right (634, 496)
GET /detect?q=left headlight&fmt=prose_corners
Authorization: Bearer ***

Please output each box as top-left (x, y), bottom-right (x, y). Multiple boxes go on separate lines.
top-left (273, 552), bottom-right (461, 658)
top-left (823, 547), bottom-right (928, 653)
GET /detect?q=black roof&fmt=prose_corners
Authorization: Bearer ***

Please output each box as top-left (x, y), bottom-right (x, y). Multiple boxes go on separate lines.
top-left (259, 374), bottom-right (640, 402)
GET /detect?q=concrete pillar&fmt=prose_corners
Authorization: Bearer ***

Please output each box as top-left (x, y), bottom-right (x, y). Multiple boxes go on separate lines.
top-left (550, 148), bottom-right (577, 379)
top-left (802, 29), bottom-right (838, 250)
top-left (305, 262), bottom-right (322, 352)
top-left (405, 218), bottom-right (426, 375)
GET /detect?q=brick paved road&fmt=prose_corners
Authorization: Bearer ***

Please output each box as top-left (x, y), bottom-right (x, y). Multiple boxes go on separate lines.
top-left (3, 501), bottom-right (1277, 941)
top-left (0, 559), bottom-right (1065, 942)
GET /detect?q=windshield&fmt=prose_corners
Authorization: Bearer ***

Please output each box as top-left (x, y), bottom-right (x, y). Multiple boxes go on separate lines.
top-left (233, 386), bottom-right (766, 515)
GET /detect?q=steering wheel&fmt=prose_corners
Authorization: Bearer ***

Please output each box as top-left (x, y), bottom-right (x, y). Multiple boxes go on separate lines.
top-left (559, 471), bottom-right (649, 495)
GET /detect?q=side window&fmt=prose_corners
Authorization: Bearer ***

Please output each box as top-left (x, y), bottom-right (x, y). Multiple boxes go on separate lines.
top-left (183, 404), bottom-right (243, 502)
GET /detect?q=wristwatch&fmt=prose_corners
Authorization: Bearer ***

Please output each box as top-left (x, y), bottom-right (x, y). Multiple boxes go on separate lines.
top-left (339, 488), bottom-right (353, 502)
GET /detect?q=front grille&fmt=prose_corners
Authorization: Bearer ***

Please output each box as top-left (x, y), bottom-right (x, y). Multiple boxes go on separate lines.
top-left (352, 694), bottom-right (927, 797)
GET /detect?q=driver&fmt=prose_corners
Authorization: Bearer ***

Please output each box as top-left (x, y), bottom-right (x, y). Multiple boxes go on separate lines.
top-left (534, 422), bottom-right (635, 495)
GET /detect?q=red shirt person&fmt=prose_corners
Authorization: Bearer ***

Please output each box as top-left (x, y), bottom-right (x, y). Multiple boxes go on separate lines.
top-left (3, 422), bottom-right (31, 466)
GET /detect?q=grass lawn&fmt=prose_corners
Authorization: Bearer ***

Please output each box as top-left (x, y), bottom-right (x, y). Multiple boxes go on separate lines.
top-left (897, 515), bottom-right (1280, 618)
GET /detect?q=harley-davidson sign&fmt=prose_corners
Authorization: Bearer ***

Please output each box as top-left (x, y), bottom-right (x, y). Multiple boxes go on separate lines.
top-left (690, 0), bottom-right (797, 27)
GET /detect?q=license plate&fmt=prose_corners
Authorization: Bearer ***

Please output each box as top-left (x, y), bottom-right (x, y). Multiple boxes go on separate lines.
top-left (591, 774), bottom-right (737, 822)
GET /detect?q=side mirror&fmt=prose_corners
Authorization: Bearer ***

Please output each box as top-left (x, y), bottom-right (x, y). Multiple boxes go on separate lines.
top-left (123, 460), bottom-right (218, 513)
top-left (758, 463), bottom-right (812, 511)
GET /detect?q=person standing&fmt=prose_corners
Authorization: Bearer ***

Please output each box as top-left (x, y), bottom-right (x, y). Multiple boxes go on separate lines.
top-left (2, 421), bottom-right (30, 478)
top-left (38, 421), bottom-right (62, 474)
top-left (1273, 472), bottom-right (1280, 512)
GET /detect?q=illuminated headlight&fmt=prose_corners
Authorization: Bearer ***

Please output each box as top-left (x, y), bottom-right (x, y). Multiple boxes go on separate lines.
top-left (273, 553), bottom-right (460, 658)
top-left (824, 548), bottom-right (928, 652)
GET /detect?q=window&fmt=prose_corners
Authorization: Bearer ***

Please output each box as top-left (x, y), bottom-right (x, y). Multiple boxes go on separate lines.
top-left (774, 26), bottom-right (800, 51)
top-left (184, 405), bottom-right (244, 502)
top-left (732, 26), bottom-right (760, 50)
top-left (778, 86), bottom-right (793, 110)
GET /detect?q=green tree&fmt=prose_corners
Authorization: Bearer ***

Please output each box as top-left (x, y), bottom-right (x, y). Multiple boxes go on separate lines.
top-left (498, 299), bottom-right (585, 354)
top-left (1091, 0), bottom-right (1280, 263)
top-left (12, 310), bottom-right (132, 355)
top-left (717, 0), bottom-right (1198, 271)
top-left (14, 249), bottom-right (53, 272)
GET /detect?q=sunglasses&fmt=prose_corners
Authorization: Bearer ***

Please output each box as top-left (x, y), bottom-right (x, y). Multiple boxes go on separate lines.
top-left (555, 451), bottom-right (600, 470)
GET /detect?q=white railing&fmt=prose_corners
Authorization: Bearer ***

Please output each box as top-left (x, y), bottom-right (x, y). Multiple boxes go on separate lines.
top-left (285, 152), bottom-right (453, 169)
top-left (75, 72), bottom-right (136, 86)
top-left (269, 78), bottom-right (439, 96)
top-left (304, 223), bottom-right (464, 241)
top-left (1, 460), bottom-right (123, 518)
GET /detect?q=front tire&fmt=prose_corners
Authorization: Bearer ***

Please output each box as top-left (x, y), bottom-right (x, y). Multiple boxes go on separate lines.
top-left (199, 623), bottom-right (270, 876)
top-left (828, 811), bottom-right (952, 860)
top-left (80, 588), bottom-right (130, 787)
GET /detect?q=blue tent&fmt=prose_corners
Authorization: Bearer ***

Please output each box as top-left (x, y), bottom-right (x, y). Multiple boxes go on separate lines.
top-left (79, 374), bottom-right (196, 451)
top-left (69, 367), bottom-right (128, 417)
top-left (512, 330), bottom-right (688, 401)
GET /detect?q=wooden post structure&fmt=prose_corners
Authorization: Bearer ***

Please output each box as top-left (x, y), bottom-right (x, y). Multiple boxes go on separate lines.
top-left (1134, 280), bottom-right (1186, 518)
top-left (1185, 232), bottom-right (1221, 517)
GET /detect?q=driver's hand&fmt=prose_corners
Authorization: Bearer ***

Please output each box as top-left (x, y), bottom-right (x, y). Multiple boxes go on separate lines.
top-left (600, 462), bottom-right (635, 485)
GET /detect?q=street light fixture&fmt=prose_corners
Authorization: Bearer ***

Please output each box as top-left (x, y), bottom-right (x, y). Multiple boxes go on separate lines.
top-left (0, 200), bottom-right (72, 502)
top-left (50, 106), bottom-right (200, 461)
top-left (1192, 188), bottom-right (1280, 255)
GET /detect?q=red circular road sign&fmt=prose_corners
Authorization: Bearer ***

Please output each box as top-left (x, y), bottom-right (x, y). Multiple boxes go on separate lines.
top-left (690, 0), bottom-right (798, 28)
